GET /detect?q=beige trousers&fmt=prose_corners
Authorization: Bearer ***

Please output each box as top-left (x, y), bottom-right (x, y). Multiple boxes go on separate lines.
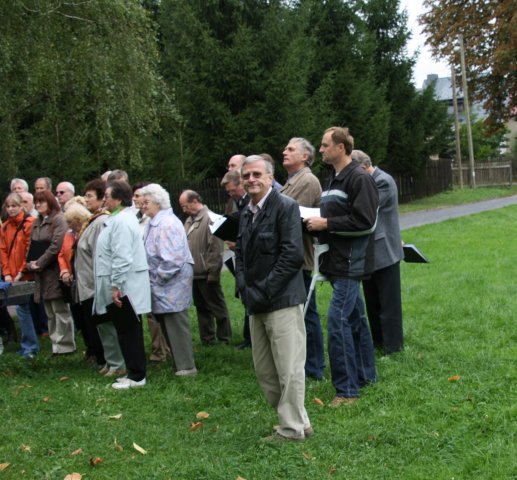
top-left (44, 298), bottom-right (76, 354)
top-left (251, 304), bottom-right (310, 440)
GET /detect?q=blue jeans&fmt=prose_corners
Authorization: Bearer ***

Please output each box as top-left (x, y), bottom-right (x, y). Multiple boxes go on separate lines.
top-left (303, 270), bottom-right (325, 379)
top-left (327, 278), bottom-right (376, 397)
top-left (16, 303), bottom-right (39, 357)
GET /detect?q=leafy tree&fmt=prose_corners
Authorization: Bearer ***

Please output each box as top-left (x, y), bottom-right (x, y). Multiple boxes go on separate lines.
top-left (420, 0), bottom-right (517, 131)
top-left (459, 116), bottom-right (509, 161)
top-left (0, 1), bottom-right (163, 190)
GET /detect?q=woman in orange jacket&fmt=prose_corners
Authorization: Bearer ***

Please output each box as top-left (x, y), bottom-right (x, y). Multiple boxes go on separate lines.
top-left (0, 193), bottom-right (39, 358)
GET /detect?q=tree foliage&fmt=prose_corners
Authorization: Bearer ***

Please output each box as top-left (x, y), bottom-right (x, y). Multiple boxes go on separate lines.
top-left (420, 0), bottom-right (517, 131)
top-left (0, 1), bottom-right (164, 189)
top-left (1, 0), bottom-right (453, 190)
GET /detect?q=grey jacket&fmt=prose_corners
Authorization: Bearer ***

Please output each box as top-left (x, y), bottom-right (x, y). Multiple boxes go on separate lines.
top-left (370, 167), bottom-right (403, 270)
top-left (75, 212), bottom-right (108, 302)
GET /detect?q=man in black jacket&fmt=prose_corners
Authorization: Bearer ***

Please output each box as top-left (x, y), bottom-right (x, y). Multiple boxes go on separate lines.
top-left (305, 127), bottom-right (378, 407)
top-left (235, 155), bottom-right (311, 442)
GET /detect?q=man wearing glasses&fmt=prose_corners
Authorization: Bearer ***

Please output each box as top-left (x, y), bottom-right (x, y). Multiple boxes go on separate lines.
top-left (235, 155), bottom-right (311, 442)
top-left (55, 182), bottom-right (75, 210)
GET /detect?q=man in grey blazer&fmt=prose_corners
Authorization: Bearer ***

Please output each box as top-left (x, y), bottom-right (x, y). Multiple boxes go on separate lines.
top-left (352, 150), bottom-right (404, 354)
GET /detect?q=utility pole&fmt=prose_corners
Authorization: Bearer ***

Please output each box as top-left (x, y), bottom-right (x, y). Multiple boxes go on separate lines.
top-left (459, 34), bottom-right (476, 188)
top-left (451, 64), bottom-right (463, 188)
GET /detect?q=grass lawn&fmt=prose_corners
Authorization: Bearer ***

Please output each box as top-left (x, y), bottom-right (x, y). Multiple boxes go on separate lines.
top-left (399, 185), bottom-right (517, 213)
top-left (1, 205), bottom-right (517, 479)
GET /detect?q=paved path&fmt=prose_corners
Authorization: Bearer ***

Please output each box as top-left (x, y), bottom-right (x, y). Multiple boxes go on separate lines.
top-left (399, 195), bottom-right (517, 230)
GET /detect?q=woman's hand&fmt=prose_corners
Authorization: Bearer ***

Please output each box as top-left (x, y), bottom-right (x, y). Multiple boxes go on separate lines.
top-left (111, 287), bottom-right (123, 307)
top-left (61, 272), bottom-right (73, 286)
top-left (14, 273), bottom-right (23, 282)
top-left (4, 275), bottom-right (13, 283)
top-left (28, 261), bottom-right (41, 272)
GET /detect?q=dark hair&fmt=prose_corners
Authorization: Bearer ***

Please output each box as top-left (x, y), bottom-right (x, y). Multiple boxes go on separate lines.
top-left (109, 181), bottom-right (133, 207)
top-left (132, 181), bottom-right (151, 193)
top-left (33, 190), bottom-right (61, 216)
top-left (83, 178), bottom-right (107, 200)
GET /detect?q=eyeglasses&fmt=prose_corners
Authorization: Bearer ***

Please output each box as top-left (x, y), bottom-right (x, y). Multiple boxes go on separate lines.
top-left (242, 171), bottom-right (264, 180)
top-left (56, 191), bottom-right (67, 195)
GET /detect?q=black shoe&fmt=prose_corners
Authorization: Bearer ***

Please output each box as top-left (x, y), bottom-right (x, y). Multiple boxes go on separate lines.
top-left (236, 341), bottom-right (251, 350)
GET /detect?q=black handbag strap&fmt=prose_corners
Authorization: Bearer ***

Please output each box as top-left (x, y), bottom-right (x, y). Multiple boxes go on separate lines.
top-left (8, 212), bottom-right (30, 258)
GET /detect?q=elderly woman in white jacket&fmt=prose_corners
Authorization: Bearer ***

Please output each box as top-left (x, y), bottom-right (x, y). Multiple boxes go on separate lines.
top-left (140, 184), bottom-right (197, 376)
top-left (94, 181), bottom-right (151, 389)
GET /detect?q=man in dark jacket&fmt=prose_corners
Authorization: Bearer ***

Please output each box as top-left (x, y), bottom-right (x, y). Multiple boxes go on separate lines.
top-left (235, 155), bottom-right (311, 442)
top-left (305, 127), bottom-right (378, 407)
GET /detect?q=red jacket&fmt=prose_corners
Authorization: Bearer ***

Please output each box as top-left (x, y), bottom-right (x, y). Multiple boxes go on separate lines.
top-left (0, 211), bottom-right (35, 280)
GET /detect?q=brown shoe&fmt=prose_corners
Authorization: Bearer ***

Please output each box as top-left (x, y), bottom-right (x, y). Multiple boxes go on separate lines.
top-left (330, 396), bottom-right (358, 407)
top-left (261, 431), bottom-right (304, 443)
top-left (273, 425), bottom-right (314, 438)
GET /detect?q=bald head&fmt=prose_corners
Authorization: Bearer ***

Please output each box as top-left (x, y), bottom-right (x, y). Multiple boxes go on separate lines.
top-left (227, 154), bottom-right (246, 171)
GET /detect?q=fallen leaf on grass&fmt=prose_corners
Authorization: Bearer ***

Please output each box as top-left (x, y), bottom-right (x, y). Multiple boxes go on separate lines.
top-left (64, 473), bottom-right (82, 480)
top-left (59, 376), bottom-right (70, 382)
top-left (189, 422), bottom-right (203, 431)
top-left (109, 414), bottom-right (122, 420)
top-left (0, 463), bottom-right (11, 471)
top-left (448, 375), bottom-right (461, 382)
top-left (236, 476), bottom-right (247, 480)
top-left (89, 457), bottom-right (103, 466)
top-left (42, 396), bottom-right (51, 402)
top-left (196, 411), bottom-right (209, 420)
top-left (70, 449), bottom-right (83, 456)
top-left (113, 438), bottom-right (123, 452)
top-left (132, 443), bottom-right (147, 455)
top-left (313, 398), bottom-right (324, 406)
top-left (328, 465), bottom-right (337, 475)
top-left (21, 444), bottom-right (31, 453)
top-left (303, 452), bottom-right (313, 460)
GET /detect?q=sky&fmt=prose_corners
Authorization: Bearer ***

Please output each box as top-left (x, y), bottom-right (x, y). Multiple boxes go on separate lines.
top-left (399, 0), bottom-right (451, 88)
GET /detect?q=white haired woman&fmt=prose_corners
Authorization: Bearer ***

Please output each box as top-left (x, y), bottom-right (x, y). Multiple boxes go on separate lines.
top-left (140, 184), bottom-right (197, 376)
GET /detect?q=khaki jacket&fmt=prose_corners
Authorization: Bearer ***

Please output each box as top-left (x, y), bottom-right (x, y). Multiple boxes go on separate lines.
top-left (184, 206), bottom-right (223, 281)
top-left (280, 167), bottom-right (322, 271)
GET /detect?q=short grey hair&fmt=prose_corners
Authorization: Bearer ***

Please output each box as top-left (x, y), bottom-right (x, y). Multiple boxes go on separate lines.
top-left (290, 137), bottom-right (315, 167)
top-left (351, 149), bottom-right (372, 168)
top-left (59, 181), bottom-right (75, 194)
top-left (10, 178), bottom-right (29, 192)
top-left (242, 155), bottom-right (274, 175)
top-left (140, 183), bottom-right (171, 210)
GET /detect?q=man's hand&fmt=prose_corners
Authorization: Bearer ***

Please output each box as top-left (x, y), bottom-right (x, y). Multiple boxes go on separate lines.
top-left (111, 287), bottom-right (123, 307)
top-left (225, 240), bottom-right (236, 251)
top-left (304, 216), bottom-right (328, 232)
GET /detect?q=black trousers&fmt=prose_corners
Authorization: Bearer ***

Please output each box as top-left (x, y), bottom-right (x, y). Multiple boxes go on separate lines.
top-left (79, 298), bottom-right (105, 365)
top-left (362, 262), bottom-right (403, 354)
top-left (112, 314), bottom-right (147, 381)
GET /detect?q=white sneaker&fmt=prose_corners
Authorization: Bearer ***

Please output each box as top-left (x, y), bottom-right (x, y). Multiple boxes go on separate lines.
top-left (175, 368), bottom-right (198, 377)
top-left (116, 375), bottom-right (128, 383)
top-left (112, 378), bottom-right (146, 390)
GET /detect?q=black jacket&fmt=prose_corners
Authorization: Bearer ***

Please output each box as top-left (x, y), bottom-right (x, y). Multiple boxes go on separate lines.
top-left (319, 160), bottom-right (379, 279)
top-left (235, 189), bottom-right (305, 315)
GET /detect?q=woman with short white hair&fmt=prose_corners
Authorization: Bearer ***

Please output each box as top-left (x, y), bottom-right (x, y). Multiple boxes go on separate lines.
top-left (140, 184), bottom-right (197, 376)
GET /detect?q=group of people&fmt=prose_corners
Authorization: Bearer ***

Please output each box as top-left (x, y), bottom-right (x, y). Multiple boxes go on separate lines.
top-left (0, 125), bottom-right (405, 442)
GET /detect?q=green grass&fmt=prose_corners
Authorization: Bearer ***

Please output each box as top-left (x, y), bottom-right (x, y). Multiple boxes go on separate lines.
top-left (2, 205), bottom-right (517, 479)
top-left (399, 185), bottom-right (517, 213)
